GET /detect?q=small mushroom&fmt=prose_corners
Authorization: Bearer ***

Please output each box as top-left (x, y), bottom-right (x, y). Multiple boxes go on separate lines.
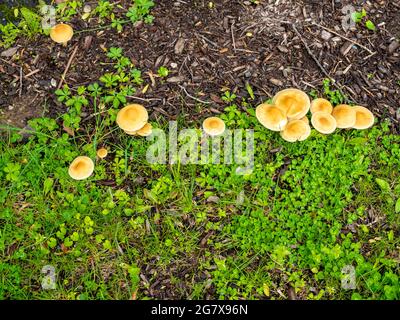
top-left (116, 104), bottom-right (149, 132)
top-left (310, 98), bottom-right (333, 114)
top-left (97, 148), bottom-right (108, 159)
top-left (311, 112), bottom-right (337, 134)
top-left (272, 88), bottom-right (310, 120)
top-left (68, 156), bottom-right (94, 180)
top-left (202, 117), bottom-right (226, 136)
top-left (125, 122), bottom-right (153, 136)
top-left (280, 119), bottom-right (311, 142)
top-left (255, 103), bottom-right (287, 131)
top-left (50, 23), bottom-right (74, 46)
top-left (332, 104), bottom-right (356, 129)
top-left (353, 106), bottom-right (375, 130)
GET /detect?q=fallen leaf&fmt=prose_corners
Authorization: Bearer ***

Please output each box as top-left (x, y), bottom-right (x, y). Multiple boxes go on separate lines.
top-left (174, 38), bottom-right (185, 54)
top-left (63, 125), bottom-right (75, 136)
top-left (210, 94), bottom-right (223, 104)
top-left (1, 47), bottom-right (18, 57)
top-left (166, 76), bottom-right (185, 83)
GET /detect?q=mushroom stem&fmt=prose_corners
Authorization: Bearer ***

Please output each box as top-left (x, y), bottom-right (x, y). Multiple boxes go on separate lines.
top-left (62, 42), bottom-right (67, 47)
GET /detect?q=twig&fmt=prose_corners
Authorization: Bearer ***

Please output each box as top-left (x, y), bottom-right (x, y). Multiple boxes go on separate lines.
top-left (231, 21), bottom-right (236, 51)
top-left (177, 85), bottom-right (211, 104)
top-left (196, 33), bottom-right (219, 48)
top-left (57, 44), bottom-right (79, 90)
top-left (19, 67), bottom-right (23, 97)
top-left (313, 22), bottom-right (375, 55)
top-left (291, 24), bottom-right (356, 102)
top-left (81, 110), bottom-right (108, 123)
top-left (126, 95), bottom-right (162, 102)
top-left (24, 69), bottom-right (40, 79)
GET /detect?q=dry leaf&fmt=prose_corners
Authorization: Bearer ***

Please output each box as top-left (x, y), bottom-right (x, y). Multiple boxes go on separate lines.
top-left (63, 125), bottom-right (75, 136)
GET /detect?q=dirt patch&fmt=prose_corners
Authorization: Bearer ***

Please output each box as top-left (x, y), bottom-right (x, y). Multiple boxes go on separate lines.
top-left (1, 0), bottom-right (399, 130)
top-left (0, 94), bottom-right (45, 128)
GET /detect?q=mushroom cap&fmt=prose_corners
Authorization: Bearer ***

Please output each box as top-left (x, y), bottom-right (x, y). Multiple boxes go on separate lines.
top-left (255, 103), bottom-right (287, 131)
top-left (300, 116), bottom-right (309, 125)
top-left (125, 122), bottom-right (153, 136)
top-left (50, 24), bottom-right (74, 44)
top-left (116, 104), bottom-right (149, 132)
top-left (202, 117), bottom-right (226, 136)
top-left (272, 88), bottom-right (311, 120)
top-left (311, 112), bottom-right (337, 134)
top-left (310, 98), bottom-right (333, 114)
top-left (332, 104), bottom-right (356, 129)
top-left (280, 119), bottom-right (311, 142)
top-left (353, 106), bottom-right (375, 130)
top-left (97, 148), bottom-right (108, 159)
top-left (68, 156), bottom-right (94, 180)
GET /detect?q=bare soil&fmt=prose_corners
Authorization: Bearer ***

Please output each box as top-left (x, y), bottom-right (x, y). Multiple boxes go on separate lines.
top-left (1, 0), bottom-right (399, 129)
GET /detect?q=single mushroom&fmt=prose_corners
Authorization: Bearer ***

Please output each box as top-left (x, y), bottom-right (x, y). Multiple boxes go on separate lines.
top-left (50, 23), bottom-right (74, 46)
top-left (116, 104), bottom-right (148, 132)
top-left (332, 104), bottom-right (356, 129)
top-left (311, 112), bottom-right (337, 134)
top-left (310, 98), bottom-right (333, 114)
top-left (255, 103), bottom-right (287, 131)
top-left (97, 148), bottom-right (108, 159)
top-left (280, 119), bottom-right (311, 142)
top-left (125, 122), bottom-right (153, 136)
top-left (353, 106), bottom-right (375, 130)
top-left (272, 88), bottom-right (310, 120)
top-left (202, 117), bottom-right (226, 136)
top-left (68, 156), bottom-right (94, 180)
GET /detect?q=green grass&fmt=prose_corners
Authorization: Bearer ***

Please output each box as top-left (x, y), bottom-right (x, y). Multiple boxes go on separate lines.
top-left (0, 102), bottom-right (399, 300)
top-left (1, 39), bottom-right (399, 300)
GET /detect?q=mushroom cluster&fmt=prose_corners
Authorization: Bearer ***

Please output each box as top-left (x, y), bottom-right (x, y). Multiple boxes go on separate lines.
top-left (256, 88), bottom-right (312, 142)
top-left (256, 88), bottom-right (375, 142)
top-left (116, 104), bottom-right (153, 136)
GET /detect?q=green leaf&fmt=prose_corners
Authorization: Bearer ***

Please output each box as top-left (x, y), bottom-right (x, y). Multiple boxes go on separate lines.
top-left (375, 178), bottom-right (390, 192)
top-left (43, 177), bottom-right (54, 195)
top-left (348, 137), bottom-right (368, 145)
top-left (395, 198), bottom-right (400, 213)
top-left (246, 82), bottom-right (255, 100)
top-left (365, 20), bottom-right (376, 31)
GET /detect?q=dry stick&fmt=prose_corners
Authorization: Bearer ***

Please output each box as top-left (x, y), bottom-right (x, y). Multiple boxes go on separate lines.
top-left (24, 69), bottom-right (40, 79)
top-left (231, 21), bottom-right (236, 51)
top-left (57, 44), bottom-right (79, 90)
top-left (290, 24), bottom-right (357, 103)
top-left (177, 85), bottom-right (212, 104)
top-left (313, 22), bottom-right (375, 55)
top-left (19, 67), bottom-right (23, 97)
top-left (126, 95), bottom-right (162, 102)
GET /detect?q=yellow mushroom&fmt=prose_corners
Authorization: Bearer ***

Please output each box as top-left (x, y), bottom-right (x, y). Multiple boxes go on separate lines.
top-left (311, 112), bottom-right (337, 134)
top-left (68, 156), bottom-right (94, 180)
top-left (353, 106), bottom-right (375, 130)
top-left (272, 88), bottom-right (310, 120)
top-left (202, 117), bottom-right (226, 136)
top-left (255, 103), bottom-right (287, 131)
top-left (125, 122), bottom-right (153, 137)
top-left (96, 148), bottom-right (108, 159)
top-left (332, 104), bottom-right (356, 129)
top-left (310, 98), bottom-right (333, 114)
top-left (50, 23), bottom-right (74, 46)
top-left (116, 104), bottom-right (149, 132)
top-left (280, 119), bottom-right (311, 142)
